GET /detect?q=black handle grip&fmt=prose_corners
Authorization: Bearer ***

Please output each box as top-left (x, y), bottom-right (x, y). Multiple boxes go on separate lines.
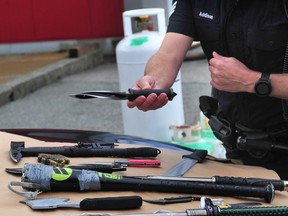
top-left (99, 176), bottom-right (275, 203)
top-left (80, 195), bottom-right (142, 210)
top-left (22, 147), bottom-right (161, 158)
top-left (213, 176), bottom-right (285, 191)
top-left (183, 150), bottom-right (208, 162)
top-left (128, 88), bottom-right (177, 101)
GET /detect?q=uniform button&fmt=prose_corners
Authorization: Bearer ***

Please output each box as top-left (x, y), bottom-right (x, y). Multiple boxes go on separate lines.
top-left (268, 41), bottom-right (274, 47)
top-left (231, 33), bottom-right (237, 39)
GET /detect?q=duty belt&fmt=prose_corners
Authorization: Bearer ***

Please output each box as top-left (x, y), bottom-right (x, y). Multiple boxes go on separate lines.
top-left (199, 96), bottom-right (288, 157)
top-left (235, 124), bottom-right (288, 158)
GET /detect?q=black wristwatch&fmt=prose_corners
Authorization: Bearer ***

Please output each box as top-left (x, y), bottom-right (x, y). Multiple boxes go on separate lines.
top-left (254, 72), bottom-right (272, 97)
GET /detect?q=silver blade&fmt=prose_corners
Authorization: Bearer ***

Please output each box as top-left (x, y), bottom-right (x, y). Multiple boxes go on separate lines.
top-left (163, 150), bottom-right (208, 177)
top-left (163, 159), bottom-right (197, 177)
top-left (20, 198), bottom-right (80, 210)
top-left (70, 91), bottom-right (128, 100)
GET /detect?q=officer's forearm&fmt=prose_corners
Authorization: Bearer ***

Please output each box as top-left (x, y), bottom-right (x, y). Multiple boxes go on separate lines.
top-left (144, 52), bottom-right (180, 88)
top-left (270, 73), bottom-right (288, 100)
top-left (144, 32), bottom-right (193, 88)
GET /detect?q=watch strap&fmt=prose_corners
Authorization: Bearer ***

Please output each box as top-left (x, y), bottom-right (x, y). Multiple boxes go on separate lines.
top-left (254, 72), bottom-right (272, 97)
top-left (260, 72), bottom-right (270, 81)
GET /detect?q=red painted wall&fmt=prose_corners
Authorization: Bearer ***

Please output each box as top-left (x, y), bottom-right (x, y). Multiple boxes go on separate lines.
top-left (0, 0), bottom-right (124, 43)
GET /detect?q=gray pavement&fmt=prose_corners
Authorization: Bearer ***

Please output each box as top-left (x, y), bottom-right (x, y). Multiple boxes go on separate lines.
top-left (0, 52), bottom-right (211, 135)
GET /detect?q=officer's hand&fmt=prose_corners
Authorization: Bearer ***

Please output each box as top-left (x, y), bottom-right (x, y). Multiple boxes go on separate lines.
top-left (209, 51), bottom-right (255, 93)
top-left (127, 75), bottom-right (169, 111)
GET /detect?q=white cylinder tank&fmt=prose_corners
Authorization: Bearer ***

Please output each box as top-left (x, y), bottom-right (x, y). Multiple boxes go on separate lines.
top-left (116, 8), bottom-right (185, 142)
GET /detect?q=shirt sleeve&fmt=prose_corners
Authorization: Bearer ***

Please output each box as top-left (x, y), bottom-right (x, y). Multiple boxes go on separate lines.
top-left (167, 0), bottom-right (196, 38)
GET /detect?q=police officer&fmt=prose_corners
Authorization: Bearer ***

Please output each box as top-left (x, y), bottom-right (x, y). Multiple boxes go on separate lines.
top-left (127, 0), bottom-right (288, 179)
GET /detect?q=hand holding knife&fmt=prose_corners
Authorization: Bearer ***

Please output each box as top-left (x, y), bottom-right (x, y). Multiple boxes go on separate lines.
top-left (70, 88), bottom-right (177, 101)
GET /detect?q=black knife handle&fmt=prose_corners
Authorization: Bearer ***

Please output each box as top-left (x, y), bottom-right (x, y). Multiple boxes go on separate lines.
top-left (128, 88), bottom-right (177, 101)
top-left (80, 195), bottom-right (142, 210)
top-left (183, 150), bottom-right (208, 162)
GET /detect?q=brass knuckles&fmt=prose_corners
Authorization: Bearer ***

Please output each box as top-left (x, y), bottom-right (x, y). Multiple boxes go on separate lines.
top-left (8, 181), bottom-right (42, 199)
top-left (37, 153), bottom-right (70, 167)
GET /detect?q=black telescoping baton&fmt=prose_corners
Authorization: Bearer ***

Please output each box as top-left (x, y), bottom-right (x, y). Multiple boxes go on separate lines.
top-left (146, 175), bottom-right (288, 192)
top-left (21, 163), bottom-right (275, 203)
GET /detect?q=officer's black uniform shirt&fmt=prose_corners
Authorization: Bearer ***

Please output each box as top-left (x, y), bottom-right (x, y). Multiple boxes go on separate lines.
top-left (168, 0), bottom-right (288, 130)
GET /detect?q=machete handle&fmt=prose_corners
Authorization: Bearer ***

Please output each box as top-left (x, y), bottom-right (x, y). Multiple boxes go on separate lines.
top-left (80, 195), bottom-right (142, 210)
top-left (15, 146), bottom-right (161, 160)
top-left (183, 150), bottom-right (207, 162)
top-left (128, 88), bottom-right (177, 101)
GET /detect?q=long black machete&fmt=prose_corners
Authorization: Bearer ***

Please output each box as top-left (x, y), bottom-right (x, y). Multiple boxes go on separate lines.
top-left (1, 128), bottom-right (201, 153)
top-left (9, 141), bottom-right (161, 163)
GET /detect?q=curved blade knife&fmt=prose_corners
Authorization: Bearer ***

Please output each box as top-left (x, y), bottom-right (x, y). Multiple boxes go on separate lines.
top-left (70, 88), bottom-right (177, 101)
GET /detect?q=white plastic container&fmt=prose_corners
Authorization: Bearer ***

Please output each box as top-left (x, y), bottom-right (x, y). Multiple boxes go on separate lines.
top-left (116, 8), bottom-right (185, 142)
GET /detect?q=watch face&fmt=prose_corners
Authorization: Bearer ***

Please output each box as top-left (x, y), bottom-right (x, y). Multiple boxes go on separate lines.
top-left (255, 73), bottom-right (272, 97)
top-left (257, 83), bottom-right (269, 94)
top-left (255, 82), bottom-right (271, 96)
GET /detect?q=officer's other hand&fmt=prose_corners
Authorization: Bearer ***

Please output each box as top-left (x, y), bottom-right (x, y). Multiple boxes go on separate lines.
top-left (209, 51), bottom-right (254, 93)
top-left (127, 75), bottom-right (169, 112)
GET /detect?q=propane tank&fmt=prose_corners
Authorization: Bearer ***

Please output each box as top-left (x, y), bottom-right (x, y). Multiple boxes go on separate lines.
top-left (116, 8), bottom-right (185, 142)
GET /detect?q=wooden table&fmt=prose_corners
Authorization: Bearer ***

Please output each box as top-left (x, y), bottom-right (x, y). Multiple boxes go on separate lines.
top-left (1, 131), bottom-right (287, 216)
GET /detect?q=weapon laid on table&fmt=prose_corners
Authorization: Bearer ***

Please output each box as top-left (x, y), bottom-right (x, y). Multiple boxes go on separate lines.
top-left (88, 197), bottom-right (288, 216)
top-left (20, 196), bottom-right (142, 210)
top-left (143, 195), bottom-right (262, 207)
top-left (81, 159), bottom-right (161, 167)
top-left (163, 150), bottom-right (207, 177)
top-left (15, 163), bottom-right (275, 203)
top-left (143, 195), bottom-right (201, 204)
top-left (0, 128), bottom-right (204, 156)
top-left (146, 175), bottom-right (288, 192)
top-left (9, 141), bottom-right (161, 163)
top-left (70, 88), bottom-right (177, 101)
top-left (37, 153), bottom-right (70, 167)
top-left (6, 164), bottom-right (126, 176)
